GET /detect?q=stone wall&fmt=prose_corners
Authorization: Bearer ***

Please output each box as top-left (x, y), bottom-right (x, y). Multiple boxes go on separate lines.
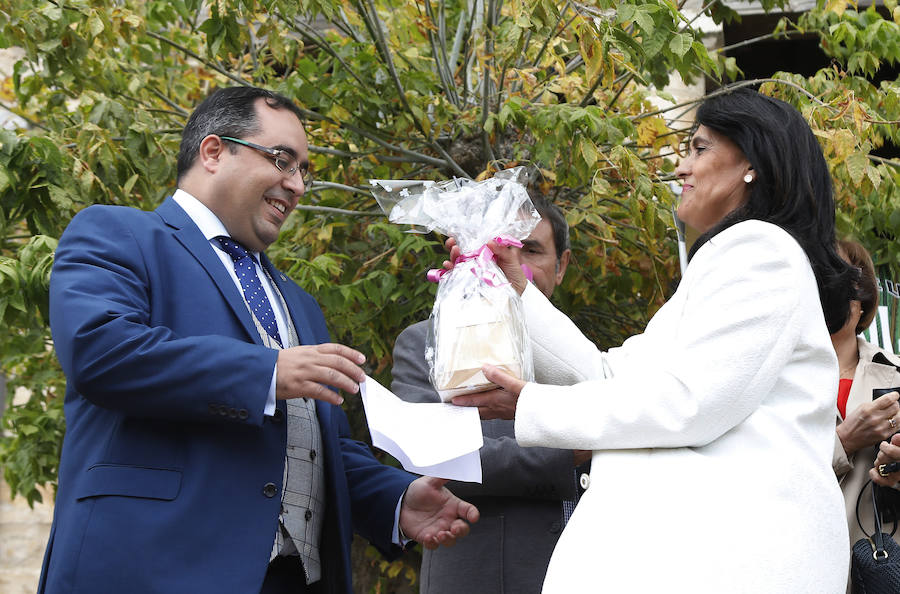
top-left (0, 481), bottom-right (52, 593)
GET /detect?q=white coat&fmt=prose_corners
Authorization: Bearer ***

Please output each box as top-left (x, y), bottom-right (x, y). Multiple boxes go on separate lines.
top-left (514, 220), bottom-right (849, 593)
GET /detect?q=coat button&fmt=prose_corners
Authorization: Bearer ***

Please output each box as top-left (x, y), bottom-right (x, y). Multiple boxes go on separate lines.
top-left (228, 407), bottom-right (238, 418)
top-left (263, 483), bottom-right (278, 498)
top-left (579, 473), bottom-right (590, 490)
top-left (238, 409), bottom-right (249, 420)
top-left (309, 449), bottom-right (317, 461)
top-left (272, 409), bottom-right (284, 423)
top-left (549, 521), bottom-right (561, 534)
top-left (305, 509), bottom-right (312, 521)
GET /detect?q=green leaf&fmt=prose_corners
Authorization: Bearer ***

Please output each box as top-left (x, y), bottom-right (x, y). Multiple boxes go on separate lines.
top-left (669, 33), bottom-right (691, 57)
top-left (88, 14), bottom-right (105, 37)
top-left (19, 424), bottom-right (39, 436)
top-left (617, 4), bottom-right (637, 24)
top-left (634, 7), bottom-right (656, 34)
top-left (123, 173), bottom-right (140, 196)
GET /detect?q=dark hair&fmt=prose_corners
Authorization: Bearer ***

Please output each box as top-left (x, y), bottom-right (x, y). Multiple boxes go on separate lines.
top-left (837, 239), bottom-right (878, 334)
top-left (687, 87), bottom-right (857, 333)
top-left (530, 192), bottom-right (570, 261)
top-left (176, 86), bottom-right (305, 183)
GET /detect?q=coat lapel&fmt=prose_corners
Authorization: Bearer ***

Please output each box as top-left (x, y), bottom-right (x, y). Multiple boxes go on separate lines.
top-left (259, 254), bottom-right (336, 426)
top-left (847, 338), bottom-right (900, 413)
top-left (156, 197), bottom-right (262, 345)
top-left (260, 254), bottom-right (319, 348)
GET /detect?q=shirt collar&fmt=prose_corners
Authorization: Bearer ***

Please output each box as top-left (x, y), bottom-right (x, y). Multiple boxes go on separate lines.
top-left (172, 188), bottom-right (261, 257)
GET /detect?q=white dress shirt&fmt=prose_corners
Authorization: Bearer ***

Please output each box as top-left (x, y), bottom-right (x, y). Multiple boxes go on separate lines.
top-left (172, 189), bottom-right (407, 545)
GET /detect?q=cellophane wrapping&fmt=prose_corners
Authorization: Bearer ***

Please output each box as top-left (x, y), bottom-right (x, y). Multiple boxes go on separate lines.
top-left (371, 167), bottom-right (539, 401)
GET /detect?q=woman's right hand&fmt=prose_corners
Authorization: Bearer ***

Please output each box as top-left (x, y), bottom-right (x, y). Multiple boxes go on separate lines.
top-left (486, 238), bottom-right (528, 295)
top-left (441, 236), bottom-right (529, 295)
top-left (837, 390), bottom-right (900, 456)
top-left (871, 432), bottom-right (900, 486)
top-left (442, 237), bottom-right (461, 269)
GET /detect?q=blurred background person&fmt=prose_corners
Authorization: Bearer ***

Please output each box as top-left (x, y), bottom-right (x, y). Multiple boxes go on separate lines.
top-left (392, 192), bottom-right (586, 594)
top-left (831, 239), bottom-right (900, 589)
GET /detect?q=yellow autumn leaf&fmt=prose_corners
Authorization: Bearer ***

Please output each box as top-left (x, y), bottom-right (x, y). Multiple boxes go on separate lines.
top-left (825, 0), bottom-right (851, 16)
top-left (316, 226), bottom-right (334, 242)
top-left (637, 116), bottom-right (669, 149)
top-left (845, 151), bottom-right (868, 185)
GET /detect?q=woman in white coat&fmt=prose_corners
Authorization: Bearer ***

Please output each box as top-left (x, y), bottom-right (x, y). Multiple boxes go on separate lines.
top-left (452, 88), bottom-right (857, 593)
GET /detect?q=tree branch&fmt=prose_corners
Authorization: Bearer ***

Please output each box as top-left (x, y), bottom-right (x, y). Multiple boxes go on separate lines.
top-left (277, 13), bottom-right (370, 89)
top-left (145, 31), bottom-right (250, 87)
top-left (632, 78), bottom-right (829, 122)
top-left (354, 0), bottom-right (469, 177)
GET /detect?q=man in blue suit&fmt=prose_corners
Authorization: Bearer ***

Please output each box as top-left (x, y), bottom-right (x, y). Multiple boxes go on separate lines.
top-left (39, 86), bottom-right (478, 594)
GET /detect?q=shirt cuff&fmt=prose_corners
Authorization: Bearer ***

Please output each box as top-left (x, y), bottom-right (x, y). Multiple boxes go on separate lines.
top-left (264, 362), bottom-right (277, 416)
top-left (392, 490), bottom-right (411, 547)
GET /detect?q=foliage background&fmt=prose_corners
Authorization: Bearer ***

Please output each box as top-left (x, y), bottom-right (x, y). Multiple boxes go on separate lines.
top-left (1, 0), bottom-right (898, 590)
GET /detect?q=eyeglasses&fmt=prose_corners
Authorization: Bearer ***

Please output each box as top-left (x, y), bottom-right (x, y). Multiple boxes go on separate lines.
top-left (219, 136), bottom-right (313, 186)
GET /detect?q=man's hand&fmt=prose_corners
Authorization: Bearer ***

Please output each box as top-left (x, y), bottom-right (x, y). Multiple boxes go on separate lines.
top-left (451, 364), bottom-right (525, 420)
top-left (275, 343), bottom-right (366, 405)
top-left (837, 390), bottom-right (900, 455)
top-left (399, 477), bottom-right (480, 550)
top-left (871, 432), bottom-right (900, 486)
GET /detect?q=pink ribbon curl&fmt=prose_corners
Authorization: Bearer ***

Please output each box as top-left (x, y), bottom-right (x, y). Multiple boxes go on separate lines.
top-left (426, 235), bottom-right (528, 286)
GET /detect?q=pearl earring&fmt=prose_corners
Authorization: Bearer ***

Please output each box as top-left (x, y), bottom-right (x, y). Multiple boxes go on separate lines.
top-left (743, 174), bottom-right (753, 183)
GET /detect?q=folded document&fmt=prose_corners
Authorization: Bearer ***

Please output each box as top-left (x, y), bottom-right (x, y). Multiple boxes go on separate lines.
top-left (360, 376), bottom-right (483, 483)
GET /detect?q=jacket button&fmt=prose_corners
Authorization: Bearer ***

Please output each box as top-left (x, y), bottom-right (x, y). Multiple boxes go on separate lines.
top-left (309, 449), bottom-right (317, 461)
top-left (218, 406), bottom-right (229, 416)
top-left (272, 409), bottom-right (284, 423)
top-left (228, 407), bottom-right (238, 418)
top-left (263, 483), bottom-right (278, 498)
top-left (305, 509), bottom-right (313, 521)
top-left (579, 473), bottom-right (590, 490)
top-left (550, 521), bottom-right (561, 534)
top-left (238, 409), bottom-right (249, 420)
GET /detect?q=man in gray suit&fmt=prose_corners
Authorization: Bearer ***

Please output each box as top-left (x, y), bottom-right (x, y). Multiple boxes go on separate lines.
top-left (391, 194), bottom-right (588, 594)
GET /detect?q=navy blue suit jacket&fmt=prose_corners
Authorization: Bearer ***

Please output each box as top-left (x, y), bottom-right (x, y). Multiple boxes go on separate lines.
top-left (39, 197), bottom-right (413, 593)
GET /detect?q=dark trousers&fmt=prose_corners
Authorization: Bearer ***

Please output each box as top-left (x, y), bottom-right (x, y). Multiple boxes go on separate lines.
top-left (260, 556), bottom-right (324, 594)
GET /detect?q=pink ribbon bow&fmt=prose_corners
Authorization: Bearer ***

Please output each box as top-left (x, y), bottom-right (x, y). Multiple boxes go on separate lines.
top-left (426, 235), bottom-right (531, 286)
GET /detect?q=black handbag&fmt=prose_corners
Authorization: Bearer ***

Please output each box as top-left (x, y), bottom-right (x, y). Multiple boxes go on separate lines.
top-left (851, 480), bottom-right (900, 594)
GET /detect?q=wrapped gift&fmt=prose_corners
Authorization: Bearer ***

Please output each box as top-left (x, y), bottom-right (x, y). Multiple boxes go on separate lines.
top-left (372, 168), bottom-right (538, 401)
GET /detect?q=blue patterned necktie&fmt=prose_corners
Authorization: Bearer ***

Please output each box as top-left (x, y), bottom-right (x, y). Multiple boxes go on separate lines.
top-left (215, 236), bottom-right (283, 348)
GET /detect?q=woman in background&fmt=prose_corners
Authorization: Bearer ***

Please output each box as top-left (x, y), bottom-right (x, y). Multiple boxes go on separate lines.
top-left (831, 239), bottom-right (900, 587)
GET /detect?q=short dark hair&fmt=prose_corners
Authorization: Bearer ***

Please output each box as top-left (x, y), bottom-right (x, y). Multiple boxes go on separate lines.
top-left (176, 86), bottom-right (305, 183)
top-left (837, 239), bottom-right (878, 334)
top-left (688, 87), bottom-right (857, 334)
top-left (529, 191), bottom-right (570, 262)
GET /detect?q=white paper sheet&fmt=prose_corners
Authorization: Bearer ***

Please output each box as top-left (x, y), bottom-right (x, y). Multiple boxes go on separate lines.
top-left (360, 376), bottom-right (483, 483)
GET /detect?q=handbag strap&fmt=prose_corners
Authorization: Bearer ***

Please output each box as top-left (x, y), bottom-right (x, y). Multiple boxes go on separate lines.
top-left (871, 482), bottom-right (889, 560)
top-left (856, 479), bottom-right (892, 560)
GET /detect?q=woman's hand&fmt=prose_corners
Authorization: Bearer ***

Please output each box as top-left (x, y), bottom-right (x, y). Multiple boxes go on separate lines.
top-left (837, 390), bottom-right (900, 456)
top-left (451, 364), bottom-right (526, 420)
top-left (486, 239), bottom-right (528, 296)
top-left (441, 237), bottom-right (461, 270)
top-left (441, 237), bottom-right (528, 296)
top-left (870, 432), bottom-right (900, 486)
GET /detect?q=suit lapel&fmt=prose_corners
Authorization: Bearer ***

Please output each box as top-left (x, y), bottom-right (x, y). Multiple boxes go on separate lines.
top-left (260, 254), bottom-right (319, 348)
top-left (259, 254), bottom-right (336, 426)
top-left (156, 197), bottom-right (262, 345)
